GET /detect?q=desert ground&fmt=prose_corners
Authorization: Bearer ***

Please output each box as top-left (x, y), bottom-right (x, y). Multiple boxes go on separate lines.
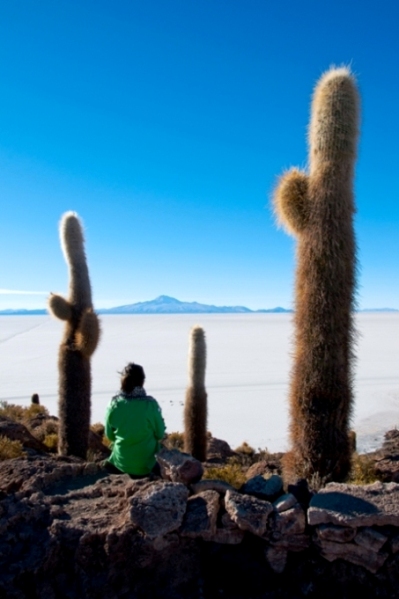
top-left (0, 312), bottom-right (398, 453)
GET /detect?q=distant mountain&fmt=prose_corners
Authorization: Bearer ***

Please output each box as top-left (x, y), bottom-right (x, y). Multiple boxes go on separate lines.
top-left (98, 295), bottom-right (293, 315)
top-left (0, 309), bottom-right (47, 315)
top-left (1, 297), bottom-right (397, 315)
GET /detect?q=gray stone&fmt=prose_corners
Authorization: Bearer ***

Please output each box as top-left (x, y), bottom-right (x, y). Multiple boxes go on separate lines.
top-left (273, 493), bottom-right (297, 513)
top-left (207, 437), bottom-right (234, 461)
top-left (129, 481), bottom-right (189, 538)
top-left (354, 527), bottom-right (388, 552)
top-left (272, 505), bottom-right (306, 535)
top-left (157, 448), bottom-right (203, 485)
top-left (316, 538), bottom-right (388, 573)
top-left (224, 490), bottom-right (273, 536)
top-left (317, 524), bottom-right (356, 543)
top-left (264, 545), bottom-right (287, 573)
top-left (242, 474), bottom-right (283, 500)
top-left (190, 479), bottom-right (234, 496)
top-left (308, 481), bottom-right (399, 527)
top-left (180, 490), bottom-right (220, 539)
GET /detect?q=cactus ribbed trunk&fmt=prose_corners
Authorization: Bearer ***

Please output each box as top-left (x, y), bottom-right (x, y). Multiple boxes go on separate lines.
top-left (48, 212), bottom-right (100, 459)
top-left (184, 325), bottom-right (207, 462)
top-left (273, 68), bottom-right (360, 482)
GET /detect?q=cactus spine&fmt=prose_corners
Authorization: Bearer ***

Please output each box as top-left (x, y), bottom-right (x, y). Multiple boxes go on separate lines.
top-left (273, 67), bottom-right (359, 482)
top-left (48, 212), bottom-right (100, 458)
top-left (184, 325), bottom-right (207, 461)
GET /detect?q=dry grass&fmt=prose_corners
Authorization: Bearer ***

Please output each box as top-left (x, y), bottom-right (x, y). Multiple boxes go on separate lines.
top-left (0, 400), bottom-right (48, 423)
top-left (0, 435), bottom-right (26, 460)
top-left (347, 453), bottom-right (379, 485)
top-left (163, 431), bottom-right (185, 451)
top-left (43, 433), bottom-right (59, 453)
top-left (203, 462), bottom-right (246, 489)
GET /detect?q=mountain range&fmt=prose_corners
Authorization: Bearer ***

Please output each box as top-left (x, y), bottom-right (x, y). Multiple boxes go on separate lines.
top-left (0, 295), bottom-right (397, 315)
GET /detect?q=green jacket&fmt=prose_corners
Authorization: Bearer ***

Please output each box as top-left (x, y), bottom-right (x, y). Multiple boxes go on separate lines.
top-left (105, 392), bottom-right (166, 475)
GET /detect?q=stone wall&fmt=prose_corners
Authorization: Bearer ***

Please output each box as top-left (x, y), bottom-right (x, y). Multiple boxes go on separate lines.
top-left (1, 450), bottom-right (399, 598)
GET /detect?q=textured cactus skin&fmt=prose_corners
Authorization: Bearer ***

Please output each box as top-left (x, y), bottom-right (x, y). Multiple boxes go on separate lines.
top-left (184, 325), bottom-right (208, 462)
top-left (273, 67), bottom-right (359, 482)
top-left (48, 212), bottom-right (100, 458)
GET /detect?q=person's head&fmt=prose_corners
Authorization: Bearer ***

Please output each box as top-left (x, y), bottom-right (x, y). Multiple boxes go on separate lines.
top-left (120, 362), bottom-right (145, 393)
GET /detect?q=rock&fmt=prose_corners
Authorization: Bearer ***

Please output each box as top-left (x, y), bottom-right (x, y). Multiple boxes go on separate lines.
top-left (308, 481), bottom-right (399, 527)
top-left (273, 493), bottom-right (297, 513)
top-left (371, 430), bottom-right (399, 483)
top-left (354, 527), bottom-right (388, 552)
top-left (180, 490), bottom-right (220, 539)
top-left (272, 504), bottom-right (306, 536)
top-left (316, 524), bottom-right (356, 543)
top-left (315, 538), bottom-right (388, 573)
top-left (129, 481), bottom-right (189, 538)
top-left (245, 455), bottom-right (283, 480)
top-left (206, 437), bottom-right (234, 462)
top-left (211, 528), bottom-right (245, 544)
top-left (264, 545), bottom-right (287, 574)
top-left (157, 448), bottom-right (203, 485)
top-left (391, 533), bottom-right (399, 554)
top-left (0, 417), bottom-right (48, 453)
top-left (241, 474), bottom-right (283, 500)
top-left (224, 490), bottom-right (273, 536)
top-left (190, 479), bottom-right (234, 496)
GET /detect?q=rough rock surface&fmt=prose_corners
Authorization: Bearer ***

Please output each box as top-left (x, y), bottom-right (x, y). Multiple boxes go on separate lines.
top-left (129, 481), bottom-right (189, 537)
top-left (0, 417), bottom-right (48, 453)
top-left (309, 481), bottom-right (399, 527)
top-left (157, 448), bottom-right (203, 485)
top-left (242, 474), bottom-right (283, 500)
top-left (225, 489), bottom-right (273, 536)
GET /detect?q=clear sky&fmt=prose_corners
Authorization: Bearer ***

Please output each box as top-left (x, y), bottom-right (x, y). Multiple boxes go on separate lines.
top-left (1, 1), bottom-right (398, 310)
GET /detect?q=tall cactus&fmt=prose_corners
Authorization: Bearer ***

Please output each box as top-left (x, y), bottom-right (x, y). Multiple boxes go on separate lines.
top-left (273, 67), bottom-right (360, 482)
top-left (184, 325), bottom-right (207, 461)
top-left (48, 212), bottom-right (100, 458)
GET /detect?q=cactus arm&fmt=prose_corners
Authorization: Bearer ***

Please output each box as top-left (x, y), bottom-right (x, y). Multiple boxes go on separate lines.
top-left (273, 168), bottom-right (310, 236)
top-left (48, 293), bottom-right (72, 321)
top-left (60, 212), bottom-right (92, 311)
top-left (75, 309), bottom-right (100, 357)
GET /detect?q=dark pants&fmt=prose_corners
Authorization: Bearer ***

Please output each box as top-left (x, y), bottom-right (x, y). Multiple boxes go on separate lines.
top-left (103, 460), bottom-right (161, 479)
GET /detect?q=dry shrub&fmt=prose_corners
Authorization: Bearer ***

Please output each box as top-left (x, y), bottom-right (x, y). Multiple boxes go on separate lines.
top-left (347, 453), bottom-right (378, 485)
top-left (43, 433), bottom-right (59, 453)
top-left (203, 462), bottom-right (246, 489)
top-left (31, 419), bottom-right (59, 443)
top-left (0, 435), bottom-right (26, 460)
top-left (0, 401), bottom-right (48, 423)
top-left (234, 441), bottom-right (255, 456)
top-left (91, 422), bottom-right (105, 437)
top-left (163, 431), bottom-right (185, 451)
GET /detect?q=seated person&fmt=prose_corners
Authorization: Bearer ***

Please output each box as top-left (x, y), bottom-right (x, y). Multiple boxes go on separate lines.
top-left (104, 362), bottom-right (165, 476)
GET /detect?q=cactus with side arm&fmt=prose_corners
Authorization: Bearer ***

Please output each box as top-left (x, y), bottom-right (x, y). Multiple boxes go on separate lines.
top-left (273, 67), bottom-right (360, 482)
top-left (184, 325), bottom-right (208, 461)
top-left (48, 212), bottom-right (100, 458)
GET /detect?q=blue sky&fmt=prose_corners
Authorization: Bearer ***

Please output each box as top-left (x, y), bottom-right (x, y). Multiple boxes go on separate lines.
top-left (1, 1), bottom-right (398, 310)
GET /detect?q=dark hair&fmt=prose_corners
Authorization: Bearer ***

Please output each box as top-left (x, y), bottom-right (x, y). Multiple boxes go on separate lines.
top-left (120, 363), bottom-right (145, 393)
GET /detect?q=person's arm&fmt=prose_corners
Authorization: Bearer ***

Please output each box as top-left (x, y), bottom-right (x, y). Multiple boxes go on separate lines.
top-left (152, 401), bottom-right (166, 441)
top-left (105, 405), bottom-right (116, 442)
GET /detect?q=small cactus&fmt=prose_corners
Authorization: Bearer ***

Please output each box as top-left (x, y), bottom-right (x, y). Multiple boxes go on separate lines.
top-left (31, 393), bottom-right (40, 405)
top-left (184, 325), bottom-right (208, 461)
top-left (48, 212), bottom-right (100, 458)
top-left (273, 67), bottom-right (360, 482)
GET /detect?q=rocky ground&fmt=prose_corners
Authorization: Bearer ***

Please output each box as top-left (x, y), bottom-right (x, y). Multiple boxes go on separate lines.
top-left (1, 411), bottom-right (399, 598)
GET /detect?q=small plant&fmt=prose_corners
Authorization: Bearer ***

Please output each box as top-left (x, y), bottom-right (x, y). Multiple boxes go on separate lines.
top-left (0, 436), bottom-right (26, 460)
top-left (31, 393), bottom-right (40, 405)
top-left (163, 431), bottom-right (185, 451)
top-left (234, 441), bottom-right (255, 456)
top-left (91, 422), bottom-right (105, 437)
top-left (0, 401), bottom-right (48, 423)
top-left (43, 433), bottom-right (59, 453)
top-left (203, 462), bottom-right (246, 489)
top-left (30, 419), bottom-right (59, 443)
top-left (347, 453), bottom-right (378, 485)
